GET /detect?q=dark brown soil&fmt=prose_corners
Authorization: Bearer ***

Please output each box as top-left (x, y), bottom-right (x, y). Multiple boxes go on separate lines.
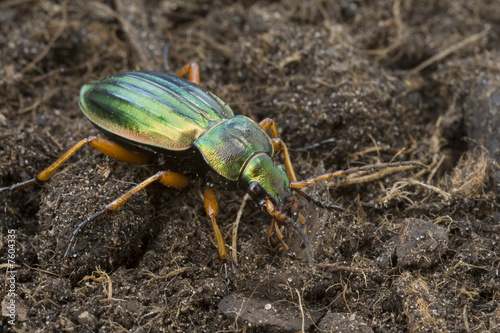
top-left (1, 1), bottom-right (499, 332)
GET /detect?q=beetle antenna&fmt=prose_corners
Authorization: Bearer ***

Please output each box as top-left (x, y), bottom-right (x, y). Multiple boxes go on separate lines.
top-left (286, 214), bottom-right (315, 266)
top-left (292, 188), bottom-right (345, 212)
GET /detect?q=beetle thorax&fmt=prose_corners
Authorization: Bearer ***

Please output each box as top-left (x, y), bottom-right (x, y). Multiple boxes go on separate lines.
top-left (194, 115), bottom-right (275, 184)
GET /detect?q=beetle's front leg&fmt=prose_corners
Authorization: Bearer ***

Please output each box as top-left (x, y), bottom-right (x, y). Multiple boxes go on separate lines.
top-left (259, 118), bottom-right (298, 182)
top-left (266, 218), bottom-right (290, 252)
top-left (265, 198), bottom-right (314, 265)
top-left (203, 187), bottom-right (227, 261)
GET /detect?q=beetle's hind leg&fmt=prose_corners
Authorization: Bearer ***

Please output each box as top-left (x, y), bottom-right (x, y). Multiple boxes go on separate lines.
top-left (175, 62), bottom-right (200, 85)
top-left (0, 136), bottom-right (151, 192)
top-left (65, 171), bottom-right (189, 258)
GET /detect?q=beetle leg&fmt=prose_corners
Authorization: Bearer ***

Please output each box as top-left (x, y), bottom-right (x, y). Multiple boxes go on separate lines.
top-left (290, 161), bottom-right (429, 189)
top-left (258, 118), bottom-right (280, 138)
top-left (270, 138), bottom-right (298, 182)
top-left (265, 198), bottom-right (314, 265)
top-left (268, 214), bottom-right (305, 246)
top-left (42, 136), bottom-right (151, 182)
top-left (175, 62), bottom-right (200, 85)
top-left (65, 170), bottom-right (189, 258)
top-left (267, 218), bottom-right (294, 253)
top-left (1, 136), bottom-right (152, 192)
top-left (273, 222), bottom-right (290, 252)
top-left (203, 187), bottom-right (228, 261)
top-left (267, 219), bottom-right (279, 247)
top-left (259, 118), bottom-right (298, 182)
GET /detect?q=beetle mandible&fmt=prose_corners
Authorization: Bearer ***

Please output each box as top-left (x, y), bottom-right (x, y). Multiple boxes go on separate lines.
top-left (0, 62), bottom-right (428, 264)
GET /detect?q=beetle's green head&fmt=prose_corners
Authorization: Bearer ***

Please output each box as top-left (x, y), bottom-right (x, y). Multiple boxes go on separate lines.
top-left (238, 153), bottom-right (292, 207)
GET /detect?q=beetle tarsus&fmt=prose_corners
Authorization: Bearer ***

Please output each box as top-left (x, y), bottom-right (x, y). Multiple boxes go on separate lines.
top-left (64, 208), bottom-right (109, 258)
top-left (0, 178), bottom-right (37, 192)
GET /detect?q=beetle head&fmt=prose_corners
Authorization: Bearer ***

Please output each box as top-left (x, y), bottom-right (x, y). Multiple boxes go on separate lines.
top-left (239, 153), bottom-right (292, 208)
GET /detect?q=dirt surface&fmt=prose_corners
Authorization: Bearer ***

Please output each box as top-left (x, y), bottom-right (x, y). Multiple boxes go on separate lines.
top-left (1, 0), bottom-right (499, 332)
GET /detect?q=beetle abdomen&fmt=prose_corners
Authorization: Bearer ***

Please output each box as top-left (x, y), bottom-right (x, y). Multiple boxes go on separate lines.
top-left (79, 71), bottom-right (234, 152)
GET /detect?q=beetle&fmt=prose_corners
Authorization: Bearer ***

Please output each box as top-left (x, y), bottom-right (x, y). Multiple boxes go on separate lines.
top-left (0, 62), bottom-right (428, 264)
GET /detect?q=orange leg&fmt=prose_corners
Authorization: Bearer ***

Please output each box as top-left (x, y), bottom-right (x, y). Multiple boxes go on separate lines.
top-left (267, 219), bottom-right (279, 247)
top-left (204, 187), bottom-right (228, 261)
top-left (266, 215), bottom-right (306, 250)
top-left (175, 62), bottom-right (200, 84)
top-left (0, 136), bottom-right (151, 191)
top-left (273, 221), bottom-right (290, 252)
top-left (65, 170), bottom-right (189, 258)
top-left (265, 198), bottom-right (314, 265)
top-left (259, 118), bottom-right (298, 182)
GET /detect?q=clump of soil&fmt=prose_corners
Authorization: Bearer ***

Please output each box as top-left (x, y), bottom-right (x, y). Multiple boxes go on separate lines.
top-left (1, 1), bottom-right (499, 332)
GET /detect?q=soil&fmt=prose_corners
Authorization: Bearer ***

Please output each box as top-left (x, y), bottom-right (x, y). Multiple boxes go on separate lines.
top-left (1, 0), bottom-right (499, 332)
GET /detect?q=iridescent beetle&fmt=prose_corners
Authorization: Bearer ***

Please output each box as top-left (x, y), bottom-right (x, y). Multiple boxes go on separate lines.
top-left (0, 63), bottom-right (428, 264)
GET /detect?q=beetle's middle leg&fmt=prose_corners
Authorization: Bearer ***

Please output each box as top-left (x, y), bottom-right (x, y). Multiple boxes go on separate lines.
top-left (203, 187), bottom-right (228, 261)
top-left (65, 171), bottom-right (189, 258)
top-left (1, 136), bottom-right (152, 191)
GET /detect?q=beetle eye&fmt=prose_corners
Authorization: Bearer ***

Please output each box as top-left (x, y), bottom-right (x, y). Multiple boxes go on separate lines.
top-left (247, 181), bottom-right (266, 206)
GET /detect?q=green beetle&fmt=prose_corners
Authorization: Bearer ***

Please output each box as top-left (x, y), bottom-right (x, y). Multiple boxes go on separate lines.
top-left (0, 62), bottom-right (428, 264)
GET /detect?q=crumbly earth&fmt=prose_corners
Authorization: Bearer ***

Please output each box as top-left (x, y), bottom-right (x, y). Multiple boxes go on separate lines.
top-left (1, 1), bottom-right (499, 332)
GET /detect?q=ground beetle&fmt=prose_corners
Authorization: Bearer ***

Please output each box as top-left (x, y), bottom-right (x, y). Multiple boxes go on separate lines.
top-left (0, 62), bottom-right (428, 264)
